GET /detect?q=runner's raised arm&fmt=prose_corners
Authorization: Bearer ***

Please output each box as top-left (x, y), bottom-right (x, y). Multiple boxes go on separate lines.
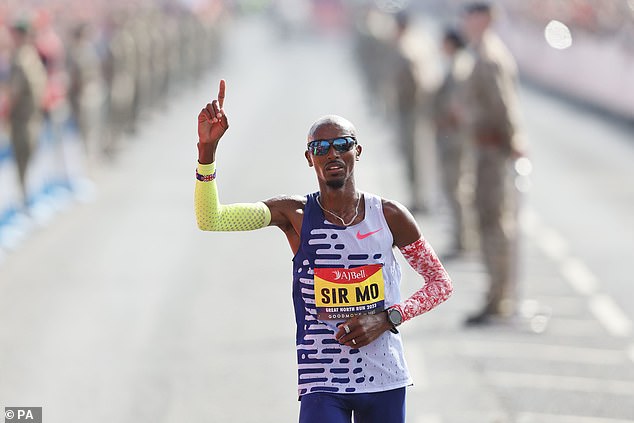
top-left (195, 80), bottom-right (272, 231)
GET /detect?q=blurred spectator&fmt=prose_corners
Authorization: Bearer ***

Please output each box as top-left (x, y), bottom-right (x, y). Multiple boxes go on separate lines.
top-left (352, 7), bottom-right (438, 212)
top-left (432, 27), bottom-right (473, 258)
top-left (102, 10), bottom-right (137, 157)
top-left (352, 5), bottom-right (394, 112)
top-left (389, 10), bottom-right (427, 212)
top-left (0, 0), bottom-right (226, 229)
top-left (129, 11), bottom-right (153, 129)
top-left (147, 11), bottom-right (170, 106)
top-left (461, 2), bottom-right (526, 326)
top-left (34, 9), bottom-right (68, 122)
top-left (0, 25), bottom-right (12, 123)
top-left (7, 17), bottom-right (47, 208)
top-left (67, 22), bottom-right (105, 157)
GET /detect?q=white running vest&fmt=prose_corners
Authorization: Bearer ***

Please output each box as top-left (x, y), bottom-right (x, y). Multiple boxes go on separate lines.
top-left (292, 192), bottom-right (412, 397)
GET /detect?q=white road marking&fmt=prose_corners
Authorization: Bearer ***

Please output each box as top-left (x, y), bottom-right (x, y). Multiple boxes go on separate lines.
top-left (560, 257), bottom-right (599, 296)
top-left (488, 371), bottom-right (634, 396)
top-left (415, 414), bottom-right (443, 423)
top-left (589, 295), bottom-right (633, 338)
top-left (517, 412), bottom-right (634, 423)
top-left (535, 226), bottom-right (570, 261)
top-left (523, 208), bottom-right (633, 339)
top-left (543, 317), bottom-right (606, 338)
top-left (461, 340), bottom-right (628, 365)
top-left (628, 344), bottom-right (634, 364)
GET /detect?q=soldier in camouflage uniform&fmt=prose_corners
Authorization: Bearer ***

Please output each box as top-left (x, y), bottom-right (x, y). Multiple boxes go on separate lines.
top-left (461, 2), bottom-right (526, 325)
top-left (8, 20), bottom-right (47, 207)
top-left (432, 27), bottom-right (473, 257)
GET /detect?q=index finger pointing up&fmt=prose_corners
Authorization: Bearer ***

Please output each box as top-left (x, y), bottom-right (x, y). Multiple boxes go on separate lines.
top-left (218, 79), bottom-right (226, 109)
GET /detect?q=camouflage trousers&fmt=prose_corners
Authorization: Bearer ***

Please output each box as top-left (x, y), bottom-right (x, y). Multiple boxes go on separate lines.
top-left (474, 147), bottom-right (519, 316)
top-left (9, 117), bottom-right (42, 203)
top-left (437, 130), bottom-right (470, 250)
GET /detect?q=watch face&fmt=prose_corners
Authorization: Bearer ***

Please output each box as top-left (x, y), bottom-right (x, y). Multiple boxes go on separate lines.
top-left (389, 309), bottom-right (402, 326)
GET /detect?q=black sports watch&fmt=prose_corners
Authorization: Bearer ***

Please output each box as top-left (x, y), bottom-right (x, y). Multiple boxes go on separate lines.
top-left (386, 307), bottom-right (403, 334)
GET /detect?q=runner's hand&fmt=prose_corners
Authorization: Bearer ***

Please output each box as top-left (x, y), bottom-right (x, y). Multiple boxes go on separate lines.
top-left (198, 79), bottom-right (229, 146)
top-left (335, 313), bottom-right (393, 348)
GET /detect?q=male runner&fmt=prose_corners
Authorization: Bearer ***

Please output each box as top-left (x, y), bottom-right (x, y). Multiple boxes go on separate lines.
top-left (195, 80), bottom-right (453, 423)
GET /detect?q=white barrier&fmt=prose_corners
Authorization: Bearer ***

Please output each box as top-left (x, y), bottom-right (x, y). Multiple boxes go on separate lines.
top-left (500, 20), bottom-right (634, 121)
top-left (0, 134), bottom-right (25, 251)
top-left (0, 136), bottom-right (21, 226)
top-left (0, 114), bottom-right (90, 251)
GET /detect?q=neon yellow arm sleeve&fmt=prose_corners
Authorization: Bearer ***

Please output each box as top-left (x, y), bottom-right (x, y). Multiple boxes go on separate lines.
top-left (195, 162), bottom-right (272, 231)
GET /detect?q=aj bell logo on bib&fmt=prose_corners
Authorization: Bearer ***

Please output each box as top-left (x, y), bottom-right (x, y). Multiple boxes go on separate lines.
top-left (314, 264), bottom-right (385, 320)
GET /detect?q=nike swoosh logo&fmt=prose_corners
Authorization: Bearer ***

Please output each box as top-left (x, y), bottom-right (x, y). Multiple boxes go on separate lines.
top-left (356, 228), bottom-right (383, 240)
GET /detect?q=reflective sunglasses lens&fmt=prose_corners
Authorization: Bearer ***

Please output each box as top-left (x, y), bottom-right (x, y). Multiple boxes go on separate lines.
top-left (308, 141), bottom-right (327, 155)
top-left (332, 138), bottom-right (354, 152)
top-left (307, 141), bottom-right (319, 155)
top-left (308, 138), bottom-right (355, 155)
top-left (315, 141), bottom-right (331, 155)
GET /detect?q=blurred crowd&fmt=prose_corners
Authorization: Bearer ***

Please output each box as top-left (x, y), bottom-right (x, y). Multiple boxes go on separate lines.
top-left (420, 0), bottom-right (634, 38)
top-left (0, 0), bottom-right (227, 217)
top-left (349, 2), bottom-right (529, 325)
top-left (346, 0), bottom-right (633, 325)
top-left (0, 0), bottom-right (620, 323)
top-left (351, 4), bottom-right (438, 214)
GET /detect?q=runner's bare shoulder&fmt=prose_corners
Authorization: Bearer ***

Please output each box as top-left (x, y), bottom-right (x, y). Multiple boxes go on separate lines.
top-left (265, 194), bottom-right (307, 222)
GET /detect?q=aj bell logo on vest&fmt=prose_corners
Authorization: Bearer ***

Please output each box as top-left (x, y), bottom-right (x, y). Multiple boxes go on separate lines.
top-left (332, 268), bottom-right (367, 281)
top-left (4, 407), bottom-right (42, 423)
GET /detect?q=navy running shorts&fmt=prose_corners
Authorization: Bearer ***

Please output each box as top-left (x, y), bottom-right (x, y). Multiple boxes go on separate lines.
top-left (299, 387), bottom-right (406, 423)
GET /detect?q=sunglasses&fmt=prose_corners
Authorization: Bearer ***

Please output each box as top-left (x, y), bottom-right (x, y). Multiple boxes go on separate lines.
top-left (307, 137), bottom-right (357, 156)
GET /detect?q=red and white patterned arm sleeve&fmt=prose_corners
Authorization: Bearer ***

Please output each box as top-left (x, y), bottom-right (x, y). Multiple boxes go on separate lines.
top-left (391, 237), bottom-right (453, 322)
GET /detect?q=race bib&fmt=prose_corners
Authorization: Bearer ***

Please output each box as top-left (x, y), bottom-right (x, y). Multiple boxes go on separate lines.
top-left (314, 264), bottom-right (385, 320)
